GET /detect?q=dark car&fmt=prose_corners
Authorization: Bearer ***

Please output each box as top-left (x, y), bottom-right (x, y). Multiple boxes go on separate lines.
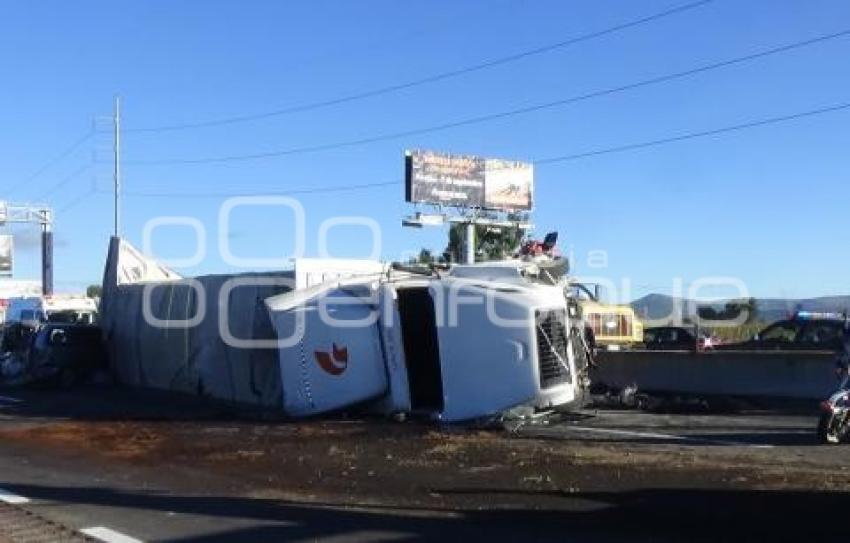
top-left (28, 324), bottom-right (108, 386)
top-left (717, 314), bottom-right (846, 351)
top-left (642, 326), bottom-right (698, 351)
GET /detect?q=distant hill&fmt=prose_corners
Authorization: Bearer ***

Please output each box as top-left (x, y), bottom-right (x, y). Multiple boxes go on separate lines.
top-left (631, 293), bottom-right (850, 324)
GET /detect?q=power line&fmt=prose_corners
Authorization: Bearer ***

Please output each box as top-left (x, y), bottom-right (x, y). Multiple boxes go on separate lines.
top-left (125, 0), bottom-right (714, 133)
top-left (124, 29), bottom-right (850, 166)
top-left (533, 101), bottom-right (850, 164)
top-left (55, 187), bottom-right (99, 216)
top-left (8, 129), bottom-right (94, 194)
top-left (117, 101), bottom-right (850, 198)
top-left (105, 180), bottom-right (401, 198)
top-left (31, 162), bottom-right (94, 203)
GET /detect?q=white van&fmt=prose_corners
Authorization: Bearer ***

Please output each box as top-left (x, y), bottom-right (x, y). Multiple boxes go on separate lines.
top-left (5, 296), bottom-right (98, 327)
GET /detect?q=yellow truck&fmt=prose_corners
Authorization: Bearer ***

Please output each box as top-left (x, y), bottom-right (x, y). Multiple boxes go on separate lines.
top-left (571, 284), bottom-right (643, 349)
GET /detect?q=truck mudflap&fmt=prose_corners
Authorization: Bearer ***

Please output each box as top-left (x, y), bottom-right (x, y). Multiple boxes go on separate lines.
top-left (266, 284), bottom-right (388, 417)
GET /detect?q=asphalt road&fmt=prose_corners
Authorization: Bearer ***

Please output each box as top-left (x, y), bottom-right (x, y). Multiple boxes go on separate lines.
top-left (521, 408), bottom-right (820, 450)
top-left (0, 387), bottom-right (849, 542)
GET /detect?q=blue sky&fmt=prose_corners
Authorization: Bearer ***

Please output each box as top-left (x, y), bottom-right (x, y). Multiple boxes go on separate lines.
top-left (1, 0), bottom-right (848, 300)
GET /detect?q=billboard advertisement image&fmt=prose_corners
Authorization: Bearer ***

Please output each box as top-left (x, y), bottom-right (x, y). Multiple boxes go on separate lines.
top-left (0, 235), bottom-right (12, 276)
top-left (483, 158), bottom-right (533, 211)
top-left (405, 150), bottom-right (485, 208)
top-left (405, 150), bottom-right (533, 211)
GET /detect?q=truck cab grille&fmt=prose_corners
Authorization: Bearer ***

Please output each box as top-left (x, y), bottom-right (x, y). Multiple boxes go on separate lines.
top-left (535, 309), bottom-right (572, 389)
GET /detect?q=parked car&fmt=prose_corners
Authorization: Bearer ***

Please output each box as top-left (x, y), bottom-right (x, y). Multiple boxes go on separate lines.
top-left (716, 313), bottom-right (847, 351)
top-left (27, 324), bottom-right (107, 386)
top-left (641, 326), bottom-right (719, 351)
top-left (642, 326), bottom-right (698, 351)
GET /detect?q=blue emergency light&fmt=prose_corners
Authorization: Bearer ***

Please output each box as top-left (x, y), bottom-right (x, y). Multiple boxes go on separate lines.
top-left (795, 311), bottom-right (846, 321)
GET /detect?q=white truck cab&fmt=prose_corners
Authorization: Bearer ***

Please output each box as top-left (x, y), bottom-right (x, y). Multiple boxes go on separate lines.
top-left (266, 265), bottom-right (581, 422)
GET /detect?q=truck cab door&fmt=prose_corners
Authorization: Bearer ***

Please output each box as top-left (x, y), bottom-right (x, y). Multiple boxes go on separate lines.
top-left (428, 282), bottom-right (540, 421)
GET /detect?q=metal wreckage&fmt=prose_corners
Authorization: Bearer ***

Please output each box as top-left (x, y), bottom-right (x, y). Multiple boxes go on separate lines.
top-left (99, 234), bottom-right (592, 422)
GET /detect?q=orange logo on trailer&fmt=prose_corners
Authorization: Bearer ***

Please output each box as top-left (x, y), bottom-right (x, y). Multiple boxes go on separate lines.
top-left (314, 343), bottom-right (348, 376)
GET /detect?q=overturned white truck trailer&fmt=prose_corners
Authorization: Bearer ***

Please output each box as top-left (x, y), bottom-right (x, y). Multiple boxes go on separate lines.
top-left (100, 237), bottom-right (582, 421)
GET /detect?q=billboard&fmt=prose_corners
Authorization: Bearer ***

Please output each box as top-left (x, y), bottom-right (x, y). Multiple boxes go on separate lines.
top-left (405, 150), bottom-right (533, 211)
top-left (0, 235), bottom-right (12, 276)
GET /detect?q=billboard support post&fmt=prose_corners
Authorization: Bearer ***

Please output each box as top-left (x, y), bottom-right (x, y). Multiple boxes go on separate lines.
top-left (41, 226), bottom-right (53, 296)
top-left (402, 215), bottom-right (534, 262)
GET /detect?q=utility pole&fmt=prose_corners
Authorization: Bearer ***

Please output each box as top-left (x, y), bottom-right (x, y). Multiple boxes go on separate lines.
top-left (464, 222), bottom-right (475, 264)
top-left (113, 95), bottom-right (121, 238)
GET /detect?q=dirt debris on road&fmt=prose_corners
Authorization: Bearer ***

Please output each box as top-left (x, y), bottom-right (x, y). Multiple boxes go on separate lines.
top-left (1, 386), bottom-right (849, 511)
top-left (1, 414), bottom-right (849, 511)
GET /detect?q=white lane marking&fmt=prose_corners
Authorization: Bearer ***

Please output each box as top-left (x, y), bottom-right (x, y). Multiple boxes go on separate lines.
top-left (0, 488), bottom-right (30, 504)
top-left (0, 395), bottom-right (22, 404)
top-left (80, 527), bottom-right (144, 543)
top-left (568, 425), bottom-right (774, 449)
